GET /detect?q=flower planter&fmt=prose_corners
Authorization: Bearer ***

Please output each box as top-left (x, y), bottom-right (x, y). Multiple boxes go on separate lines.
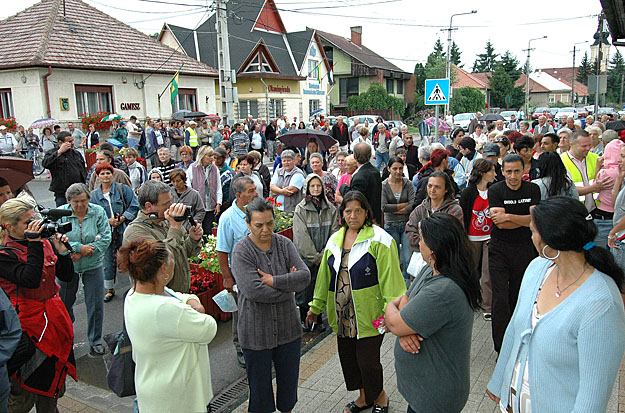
top-left (195, 285), bottom-right (221, 320)
top-left (85, 151), bottom-right (97, 170)
top-left (189, 263), bottom-right (232, 321)
top-left (277, 227), bottom-right (293, 241)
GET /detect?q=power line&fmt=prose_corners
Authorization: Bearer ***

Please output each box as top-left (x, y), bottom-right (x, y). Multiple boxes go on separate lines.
top-left (86, 0), bottom-right (206, 14)
top-left (128, 9), bottom-right (206, 23)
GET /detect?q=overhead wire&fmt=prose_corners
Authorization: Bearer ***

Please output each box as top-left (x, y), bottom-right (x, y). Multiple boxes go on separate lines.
top-left (86, 0), bottom-right (206, 14)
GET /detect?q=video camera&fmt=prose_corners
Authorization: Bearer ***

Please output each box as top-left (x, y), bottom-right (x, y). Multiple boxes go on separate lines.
top-left (172, 205), bottom-right (197, 228)
top-left (26, 208), bottom-right (73, 239)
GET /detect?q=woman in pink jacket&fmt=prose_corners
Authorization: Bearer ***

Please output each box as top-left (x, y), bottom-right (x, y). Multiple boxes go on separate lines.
top-left (595, 138), bottom-right (624, 248)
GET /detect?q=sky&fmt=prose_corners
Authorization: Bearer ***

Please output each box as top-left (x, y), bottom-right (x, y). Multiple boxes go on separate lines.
top-left (2, 0), bottom-right (618, 74)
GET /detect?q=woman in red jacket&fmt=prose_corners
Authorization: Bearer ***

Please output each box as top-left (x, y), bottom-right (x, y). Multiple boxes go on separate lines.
top-left (0, 199), bottom-right (76, 412)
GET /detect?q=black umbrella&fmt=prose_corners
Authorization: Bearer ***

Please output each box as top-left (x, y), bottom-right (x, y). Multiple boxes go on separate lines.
top-left (0, 156), bottom-right (33, 190)
top-left (606, 120), bottom-right (625, 132)
top-left (184, 111), bottom-right (208, 119)
top-left (278, 129), bottom-right (338, 152)
top-left (481, 113), bottom-right (505, 122)
top-left (172, 110), bottom-right (191, 121)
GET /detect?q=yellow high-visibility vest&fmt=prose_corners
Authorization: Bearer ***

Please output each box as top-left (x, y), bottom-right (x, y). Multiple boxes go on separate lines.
top-left (186, 127), bottom-right (198, 147)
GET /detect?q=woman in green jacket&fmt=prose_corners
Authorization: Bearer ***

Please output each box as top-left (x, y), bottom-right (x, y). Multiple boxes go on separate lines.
top-left (58, 183), bottom-right (112, 355)
top-left (306, 190), bottom-right (406, 413)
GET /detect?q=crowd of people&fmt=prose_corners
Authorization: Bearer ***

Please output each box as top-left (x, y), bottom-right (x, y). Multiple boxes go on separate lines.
top-left (0, 110), bottom-right (622, 413)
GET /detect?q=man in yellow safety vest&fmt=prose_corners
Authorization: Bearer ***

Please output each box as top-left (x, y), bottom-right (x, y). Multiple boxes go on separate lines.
top-left (185, 120), bottom-right (199, 157)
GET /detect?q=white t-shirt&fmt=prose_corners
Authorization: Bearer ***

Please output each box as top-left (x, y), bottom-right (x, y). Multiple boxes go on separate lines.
top-left (102, 192), bottom-right (113, 216)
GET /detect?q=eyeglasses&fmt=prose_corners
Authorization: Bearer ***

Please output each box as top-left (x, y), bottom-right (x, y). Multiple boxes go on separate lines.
top-left (495, 137), bottom-right (506, 143)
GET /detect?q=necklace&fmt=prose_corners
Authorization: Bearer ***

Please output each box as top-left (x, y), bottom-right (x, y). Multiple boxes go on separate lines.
top-left (555, 263), bottom-right (587, 298)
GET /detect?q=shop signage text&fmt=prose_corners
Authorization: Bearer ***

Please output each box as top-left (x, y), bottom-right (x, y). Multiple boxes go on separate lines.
top-left (120, 103), bottom-right (141, 111)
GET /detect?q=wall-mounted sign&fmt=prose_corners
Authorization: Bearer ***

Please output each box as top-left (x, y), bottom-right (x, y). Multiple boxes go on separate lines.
top-left (268, 85), bottom-right (291, 93)
top-left (120, 103), bottom-right (140, 111)
top-left (303, 89), bottom-right (325, 95)
top-left (59, 98), bottom-right (69, 111)
top-left (310, 45), bottom-right (317, 57)
top-left (308, 83), bottom-right (320, 90)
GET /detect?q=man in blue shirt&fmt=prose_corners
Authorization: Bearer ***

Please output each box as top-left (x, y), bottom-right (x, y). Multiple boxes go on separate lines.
top-left (216, 176), bottom-right (257, 367)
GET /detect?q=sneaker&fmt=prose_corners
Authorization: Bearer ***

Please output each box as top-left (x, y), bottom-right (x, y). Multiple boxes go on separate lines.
top-left (301, 321), bottom-right (310, 332)
top-left (483, 313), bottom-right (492, 321)
top-left (314, 323), bottom-right (326, 333)
top-left (90, 344), bottom-right (106, 356)
top-left (237, 352), bottom-right (246, 368)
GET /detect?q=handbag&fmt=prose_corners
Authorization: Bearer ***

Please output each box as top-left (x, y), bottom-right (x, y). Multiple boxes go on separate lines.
top-left (104, 299), bottom-right (136, 398)
top-left (407, 251), bottom-right (427, 278)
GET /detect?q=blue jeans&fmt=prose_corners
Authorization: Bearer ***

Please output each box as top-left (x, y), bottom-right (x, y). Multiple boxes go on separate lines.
top-left (375, 151), bottom-right (389, 172)
top-left (612, 240), bottom-right (625, 272)
top-left (384, 221), bottom-right (411, 281)
top-left (103, 240), bottom-right (120, 290)
top-left (594, 217), bottom-right (613, 250)
top-left (57, 266), bottom-right (104, 346)
top-left (242, 338), bottom-right (301, 413)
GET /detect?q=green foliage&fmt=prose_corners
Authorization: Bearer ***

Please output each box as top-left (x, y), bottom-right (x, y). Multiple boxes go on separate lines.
top-left (549, 101), bottom-right (568, 108)
top-left (450, 41), bottom-right (462, 67)
top-left (347, 83), bottom-right (405, 116)
top-left (607, 50), bottom-right (625, 104)
top-left (499, 51), bottom-right (521, 80)
top-left (450, 87), bottom-right (484, 114)
top-left (488, 61), bottom-right (524, 109)
top-left (577, 52), bottom-right (592, 85)
top-left (472, 41), bottom-right (499, 73)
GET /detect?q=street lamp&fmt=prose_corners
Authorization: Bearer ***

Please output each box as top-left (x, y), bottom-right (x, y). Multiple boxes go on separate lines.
top-left (443, 10), bottom-right (477, 114)
top-left (524, 35), bottom-right (547, 119)
top-left (571, 40), bottom-right (589, 105)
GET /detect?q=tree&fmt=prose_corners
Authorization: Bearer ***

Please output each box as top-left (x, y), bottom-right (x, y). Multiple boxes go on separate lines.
top-left (607, 50), bottom-right (625, 104)
top-left (577, 52), bottom-right (592, 85)
top-left (499, 51), bottom-right (521, 80)
top-left (347, 83), bottom-right (405, 117)
top-left (450, 87), bottom-right (484, 114)
top-left (450, 41), bottom-right (462, 67)
top-left (489, 61), bottom-right (524, 109)
top-left (432, 38), bottom-right (445, 60)
top-left (472, 41), bottom-right (498, 73)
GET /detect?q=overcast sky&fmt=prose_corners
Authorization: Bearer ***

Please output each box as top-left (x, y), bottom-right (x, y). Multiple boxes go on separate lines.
top-left (3, 0), bottom-right (618, 74)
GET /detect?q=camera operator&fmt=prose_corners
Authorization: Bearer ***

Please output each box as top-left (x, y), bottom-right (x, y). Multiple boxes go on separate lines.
top-left (0, 199), bottom-right (76, 411)
top-left (123, 180), bottom-right (203, 293)
top-left (58, 183), bottom-right (112, 355)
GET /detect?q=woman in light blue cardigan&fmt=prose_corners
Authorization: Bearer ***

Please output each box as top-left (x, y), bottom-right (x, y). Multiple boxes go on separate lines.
top-left (487, 197), bottom-right (625, 412)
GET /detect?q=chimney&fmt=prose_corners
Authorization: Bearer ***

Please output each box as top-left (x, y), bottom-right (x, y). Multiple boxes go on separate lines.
top-left (350, 26), bottom-right (362, 47)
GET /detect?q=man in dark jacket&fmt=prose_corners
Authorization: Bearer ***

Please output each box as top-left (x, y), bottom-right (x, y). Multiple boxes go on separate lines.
top-left (403, 133), bottom-right (420, 169)
top-left (42, 131), bottom-right (87, 206)
top-left (331, 116), bottom-right (350, 151)
top-left (341, 142), bottom-right (383, 224)
top-left (265, 119), bottom-right (278, 161)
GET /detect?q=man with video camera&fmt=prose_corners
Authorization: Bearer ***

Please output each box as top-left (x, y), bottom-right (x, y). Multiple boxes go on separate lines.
top-left (123, 180), bottom-right (203, 293)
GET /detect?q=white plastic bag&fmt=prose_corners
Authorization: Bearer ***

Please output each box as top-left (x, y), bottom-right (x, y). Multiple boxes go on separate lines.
top-left (407, 251), bottom-right (427, 277)
top-left (212, 289), bottom-right (238, 312)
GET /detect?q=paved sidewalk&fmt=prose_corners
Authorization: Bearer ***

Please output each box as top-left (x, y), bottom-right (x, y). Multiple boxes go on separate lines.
top-left (232, 313), bottom-right (622, 413)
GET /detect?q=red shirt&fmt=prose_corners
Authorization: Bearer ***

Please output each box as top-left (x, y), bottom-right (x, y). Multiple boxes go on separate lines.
top-left (467, 191), bottom-right (492, 240)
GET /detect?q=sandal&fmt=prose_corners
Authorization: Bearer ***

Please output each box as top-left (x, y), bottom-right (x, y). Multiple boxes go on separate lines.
top-left (104, 289), bottom-right (115, 302)
top-left (344, 400), bottom-right (373, 413)
top-left (371, 397), bottom-right (389, 413)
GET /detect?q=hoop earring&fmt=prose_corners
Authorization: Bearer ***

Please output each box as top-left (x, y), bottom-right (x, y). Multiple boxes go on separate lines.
top-left (542, 245), bottom-right (560, 260)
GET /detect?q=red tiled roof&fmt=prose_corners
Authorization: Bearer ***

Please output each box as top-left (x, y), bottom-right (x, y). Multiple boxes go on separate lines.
top-left (0, 0), bottom-right (217, 77)
top-left (452, 64), bottom-right (489, 89)
top-left (515, 75), bottom-right (550, 93)
top-left (541, 67), bottom-right (589, 96)
top-left (471, 72), bottom-right (491, 86)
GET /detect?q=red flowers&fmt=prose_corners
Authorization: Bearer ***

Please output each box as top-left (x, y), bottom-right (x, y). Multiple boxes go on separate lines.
top-left (189, 264), bottom-right (217, 294)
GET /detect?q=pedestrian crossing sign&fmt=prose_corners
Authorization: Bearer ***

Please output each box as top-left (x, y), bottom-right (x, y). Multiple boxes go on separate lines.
top-left (425, 78), bottom-right (450, 105)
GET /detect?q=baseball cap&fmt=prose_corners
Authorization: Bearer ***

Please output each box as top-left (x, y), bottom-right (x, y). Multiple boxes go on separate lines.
top-left (214, 147), bottom-right (227, 158)
top-left (189, 121), bottom-right (197, 126)
top-left (0, 125), bottom-right (6, 130)
top-left (483, 142), bottom-right (500, 157)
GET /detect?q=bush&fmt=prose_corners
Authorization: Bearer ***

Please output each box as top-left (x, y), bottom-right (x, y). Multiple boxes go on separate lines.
top-left (0, 117), bottom-right (17, 131)
top-left (347, 83), bottom-right (405, 117)
top-left (79, 111), bottom-right (113, 132)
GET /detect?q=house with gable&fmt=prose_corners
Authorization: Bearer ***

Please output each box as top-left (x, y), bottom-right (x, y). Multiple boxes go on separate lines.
top-left (0, 0), bottom-right (218, 128)
top-left (159, 0), bottom-right (331, 123)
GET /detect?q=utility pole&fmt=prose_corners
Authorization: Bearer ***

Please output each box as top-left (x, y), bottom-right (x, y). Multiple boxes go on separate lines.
top-left (571, 41), bottom-right (589, 106)
top-left (524, 36), bottom-right (547, 118)
top-left (442, 10), bottom-right (477, 115)
top-left (594, 13), bottom-right (605, 116)
top-left (620, 73), bottom-right (624, 108)
top-left (216, 0), bottom-right (235, 126)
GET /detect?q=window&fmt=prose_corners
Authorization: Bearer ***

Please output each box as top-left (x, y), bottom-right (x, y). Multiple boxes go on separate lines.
top-left (396, 79), bottom-right (403, 95)
top-left (0, 89), bottom-right (14, 118)
top-left (323, 47), bottom-right (333, 68)
top-left (309, 99), bottom-right (320, 116)
top-left (339, 77), bottom-right (359, 104)
top-left (386, 78), bottom-right (394, 94)
top-left (269, 99), bottom-right (283, 118)
top-left (174, 88), bottom-right (197, 111)
top-left (239, 100), bottom-right (259, 119)
top-left (561, 94), bottom-right (569, 103)
top-left (243, 51), bottom-right (276, 73)
top-left (75, 85), bottom-right (113, 114)
top-left (548, 94), bottom-right (555, 104)
top-left (308, 60), bottom-right (319, 80)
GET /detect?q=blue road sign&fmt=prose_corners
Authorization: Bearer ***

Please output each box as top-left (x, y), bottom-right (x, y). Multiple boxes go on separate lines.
top-left (425, 78), bottom-right (450, 105)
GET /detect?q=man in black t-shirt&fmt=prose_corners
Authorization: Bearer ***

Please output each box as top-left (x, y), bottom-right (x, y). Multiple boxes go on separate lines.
top-left (488, 154), bottom-right (541, 353)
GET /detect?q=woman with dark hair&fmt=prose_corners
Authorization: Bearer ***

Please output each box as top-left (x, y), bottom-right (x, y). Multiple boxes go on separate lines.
top-left (169, 168), bottom-right (205, 231)
top-left (386, 213), bottom-right (481, 412)
top-left (495, 136), bottom-right (511, 164)
top-left (298, 121), bottom-right (306, 129)
top-left (302, 137), bottom-right (326, 174)
top-left (230, 154), bottom-right (264, 201)
top-left (382, 156), bottom-right (415, 283)
top-left (307, 191), bottom-right (406, 413)
top-left (407, 171), bottom-right (464, 254)
top-left (121, 238), bottom-right (217, 413)
top-left (446, 127), bottom-right (465, 161)
top-left (487, 196), bottom-right (625, 412)
top-left (40, 127), bottom-right (56, 152)
top-left (531, 152), bottom-right (578, 200)
top-left (413, 148), bottom-right (459, 207)
top-left (231, 198), bottom-right (310, 413)
top-left (460, 158), bottom-right (496, 320)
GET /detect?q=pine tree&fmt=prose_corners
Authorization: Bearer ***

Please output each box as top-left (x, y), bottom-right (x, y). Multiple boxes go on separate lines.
top-left (432, 38), bottom-right (445, 60)
top-left (414, 63), bottom-right (426, 95)
top-left (499, 51), bottom-right (521, 80)
top-left (489, 61), bottom-right (524, 109)
top-left (607, 50), bottom-right (625, 104)
top-left (450, 41), bottom-right (462, 67)
top-left (472, 41), bottom-right (498, 73)
top-left (577, 52), bottom-right (592, 85)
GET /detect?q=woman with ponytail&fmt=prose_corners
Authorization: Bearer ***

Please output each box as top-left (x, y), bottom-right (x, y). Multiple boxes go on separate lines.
top-left (121, 237), bottom-right (217, 413)
top-left (487, 196), bottom-right (625, 412)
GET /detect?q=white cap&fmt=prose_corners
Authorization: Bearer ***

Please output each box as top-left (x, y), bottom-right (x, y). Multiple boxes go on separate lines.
top-left (189, 121), bottom-right (197, 125)
top-left (0, 125), bottom-right (7, 130)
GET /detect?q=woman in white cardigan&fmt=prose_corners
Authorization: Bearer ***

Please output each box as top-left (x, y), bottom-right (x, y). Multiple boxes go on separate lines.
top-left (120, 238), bottom-right (217, 413)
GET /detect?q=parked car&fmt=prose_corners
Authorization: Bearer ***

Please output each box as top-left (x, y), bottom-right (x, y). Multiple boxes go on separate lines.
top-left (549, 108), bottom-right (560, 118)
top-left (556, 107), bottom-right (578, 123)
top-left (597, 107), bottom-right (619, 120)
top-left (452, 113), bottom-right (477, 131)
top-left (499, 111), bottom-right (519, 126)
top-left (576, 107), bottom-right (589, 118)
top-left (532, 107), bottom-right (550, 120)
top-left (584, 105), bottom-right (595, 114)
top-left (384, 119), bottom-right (405, 131)
top-left (348, 115), bottom-right (384, 134)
